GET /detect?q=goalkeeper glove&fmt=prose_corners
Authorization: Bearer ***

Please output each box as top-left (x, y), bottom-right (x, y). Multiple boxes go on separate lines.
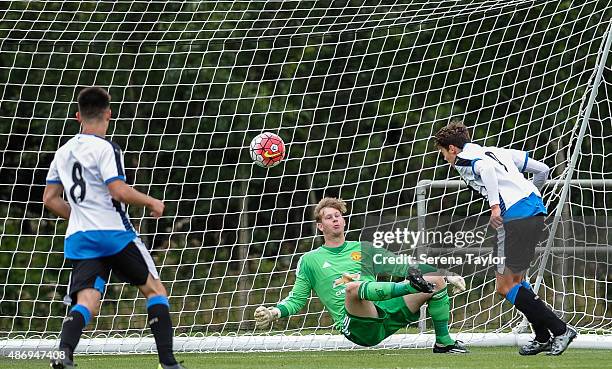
top-left (254, 306), bottom-right (281, 329)
top-left (445, 274), bottom-right (466, 294)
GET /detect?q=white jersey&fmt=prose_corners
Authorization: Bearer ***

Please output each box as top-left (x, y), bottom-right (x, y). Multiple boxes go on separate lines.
top-left (46, 134), bottom-right (137, 259)
top-left (454, 143), bottom-right (546, 217)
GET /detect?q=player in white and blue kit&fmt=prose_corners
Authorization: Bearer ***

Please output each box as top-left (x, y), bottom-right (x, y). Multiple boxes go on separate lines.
top-left (434, 121), bottom-right (577, 356)
top-left (43, 87), bottom-right (185, 369)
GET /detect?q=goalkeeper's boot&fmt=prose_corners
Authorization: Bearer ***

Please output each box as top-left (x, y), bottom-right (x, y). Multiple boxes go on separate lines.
top-left (407, 267), bottom-right (435, 293)
top-left (158, 361), bottom-right (187, 369)
top-left (547, 326), bottom-right (577, 356)
top-left (433, 340), bottom-right (469, 354)
top-left (519, 338), bottom-right (552, 355)
top-left (50, 357), bottom-right (75, 369)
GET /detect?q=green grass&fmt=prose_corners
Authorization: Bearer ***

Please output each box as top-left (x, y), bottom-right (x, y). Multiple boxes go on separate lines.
top-left (1, 347), bottom-right (611, 369)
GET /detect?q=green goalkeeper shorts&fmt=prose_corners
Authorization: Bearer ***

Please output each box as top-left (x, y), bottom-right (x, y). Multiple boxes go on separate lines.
top-left (340, 296), bottom-right (420, 347)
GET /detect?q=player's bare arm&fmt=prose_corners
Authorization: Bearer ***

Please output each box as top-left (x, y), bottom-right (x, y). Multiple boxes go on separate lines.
top-left (43, 183), bottom-right (71, 219)
top-left (107, 180), bottom-right (164, 218)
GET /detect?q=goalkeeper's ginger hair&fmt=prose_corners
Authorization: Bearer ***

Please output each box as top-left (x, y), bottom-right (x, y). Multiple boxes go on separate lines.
top-left (314, 197), bottom-right (347, 223)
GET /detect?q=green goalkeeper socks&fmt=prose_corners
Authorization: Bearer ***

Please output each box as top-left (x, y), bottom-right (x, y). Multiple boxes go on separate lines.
top-left (427, 286), bottom-right (455, 346)
top-left (357, 281), bottom-right (454, 345)
top-left (357, 281), bottom-right (419, 301)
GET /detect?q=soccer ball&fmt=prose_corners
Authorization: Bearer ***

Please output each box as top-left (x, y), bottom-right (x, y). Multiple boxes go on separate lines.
top-left (250, 132), bottom-right (286, 168)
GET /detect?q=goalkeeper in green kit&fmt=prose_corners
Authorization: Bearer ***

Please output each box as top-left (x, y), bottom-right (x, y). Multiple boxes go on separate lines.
top-left (253, 197), bottom-right (468, 353)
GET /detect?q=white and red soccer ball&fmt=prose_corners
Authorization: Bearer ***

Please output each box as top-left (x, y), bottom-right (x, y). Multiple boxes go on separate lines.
top-left (250, 132), bottom-right (286, 168)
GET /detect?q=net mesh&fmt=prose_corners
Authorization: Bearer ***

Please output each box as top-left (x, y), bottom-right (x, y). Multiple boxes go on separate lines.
top-left (0, 0), bottom-right (610, 351)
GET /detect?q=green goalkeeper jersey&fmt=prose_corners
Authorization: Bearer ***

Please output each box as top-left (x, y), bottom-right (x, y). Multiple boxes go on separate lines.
top-left (275, 241), bottom-right (413, 329)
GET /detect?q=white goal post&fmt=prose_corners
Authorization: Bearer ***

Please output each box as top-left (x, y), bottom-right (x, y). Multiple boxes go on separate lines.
top-left (1, 0), bottom-right (611, 354)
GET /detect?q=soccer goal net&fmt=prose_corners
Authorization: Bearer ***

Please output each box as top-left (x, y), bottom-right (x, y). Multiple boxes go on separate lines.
top-left (1, 0), bottom-right (611, 353)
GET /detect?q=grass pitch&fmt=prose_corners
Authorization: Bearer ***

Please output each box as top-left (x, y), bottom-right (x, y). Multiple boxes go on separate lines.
top-left (1, 347), bottom-right (609, 369)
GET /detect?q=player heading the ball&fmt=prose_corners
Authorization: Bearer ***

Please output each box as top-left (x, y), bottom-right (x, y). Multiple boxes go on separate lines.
top-left (434, 120), bottom-right (577, 356)
top-left (43, 87), bottom-right (186, 369)
top-left (252, 197), bottom-right (468, 353)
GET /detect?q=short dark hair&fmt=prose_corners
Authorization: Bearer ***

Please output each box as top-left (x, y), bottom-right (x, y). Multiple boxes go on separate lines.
top-left (77, 87), bottom-right (111, 121)
top-left (433, 120), bottom-right (471, 149)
